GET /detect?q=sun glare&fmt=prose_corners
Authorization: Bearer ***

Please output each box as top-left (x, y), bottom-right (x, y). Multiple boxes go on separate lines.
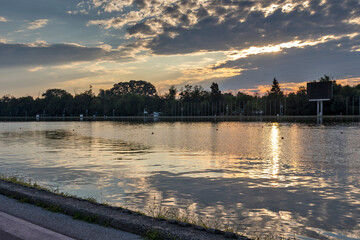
top-left (270, 123), bottom-right (280, 178)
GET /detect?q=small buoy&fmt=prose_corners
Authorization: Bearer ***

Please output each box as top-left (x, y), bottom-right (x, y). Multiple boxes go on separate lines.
top-left (73, 129), bottom-right (75, 131)
top-left (281, 137), bottom-right (284, 139)
top-left (152, 132), bottom-right (154, 134)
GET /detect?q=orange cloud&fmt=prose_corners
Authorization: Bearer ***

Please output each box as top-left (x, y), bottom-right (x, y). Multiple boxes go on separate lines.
top-left (227, 76), bottom-right (360, 96)
top-left (336, 77), bottom-right (360, 86)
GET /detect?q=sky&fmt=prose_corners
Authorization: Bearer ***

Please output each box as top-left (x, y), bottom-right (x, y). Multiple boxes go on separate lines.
top-left (1, 0), bottom-right (360, 97)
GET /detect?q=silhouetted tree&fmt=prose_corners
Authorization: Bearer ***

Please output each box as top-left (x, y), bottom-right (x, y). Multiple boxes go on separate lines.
top-left (179, 85), bottom-right (193, 102)
top-left (2, 77), bottom-right (360, 117)
top-left (268, 78), bottom-right (283, 97)
top-left (210, 82), bottom-right (222, 102)
top-left (42, 89), bottom-right (71, 99)
top-left (319, 75), bottom-right (331, 82)
top-left (109, 80), bottom-right (157, 96)
top-left (41, 89), bottom-right (73, 116)
top-left (165, 85), bottom-right (177, 101)
top-left (73, 86), bottom-right (94, 115)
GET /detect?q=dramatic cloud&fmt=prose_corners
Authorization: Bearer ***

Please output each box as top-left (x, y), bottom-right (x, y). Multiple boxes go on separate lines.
top-left (27, 66), bottom-right (44, 72)
top-left (27, 19), bottom-right (48, 29)
top-left (147, 33), bottom-right (360, 92)
top-left (81, 0), bottom-right (360, 56)
top-left (90, 0), bottom-right (133, 13)
top-left (0, 38), bottom-right (10, 44)
top-left (0, 42), bottom-right (134, 68)
top-left (148, 1), bottom-right (360, 55)
top-left (216, 36), bottom-right (360, 90)
top-left (1, 0), bottom-right (360, 95)
top-left (87, 11), bottom-right (144, 29)
top-left (214, 34), bottom-right (360, 69)
top-left (233, 77), bottom-right (360, 95)
top-left (0, 16), bottom-right (8, 22)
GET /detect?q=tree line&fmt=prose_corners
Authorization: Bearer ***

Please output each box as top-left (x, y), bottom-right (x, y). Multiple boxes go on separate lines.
top-left (1, 76), bottom-right (360, 117)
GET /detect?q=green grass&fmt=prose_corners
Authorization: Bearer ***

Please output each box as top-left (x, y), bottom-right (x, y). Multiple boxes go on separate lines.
top-left (73, 211), bottom-right (99, 223)
top-left (253, 234), bottom-right (296, 240)
top-left (0, 174), bottom-right (50, 191)
top-left (144, 229), bottom-right (179, 240)
top-left (145, 230), bottom-right (163, 240)
top-left (144, 200), bottom-right (225, 230)
top-left (0, 174), bottom-right (104, 204)
top-left (84, 197), bottom-right (98, 203)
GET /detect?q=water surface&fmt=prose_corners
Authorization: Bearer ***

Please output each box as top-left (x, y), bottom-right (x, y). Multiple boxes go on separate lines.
top-left (0, 121), bottom-right (359, 239)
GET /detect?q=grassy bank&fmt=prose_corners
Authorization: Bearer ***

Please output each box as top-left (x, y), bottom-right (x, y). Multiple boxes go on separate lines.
top-left (0, 174), bottom-right (295, 240)
top-left (0, 174), bottom-right (247, 240)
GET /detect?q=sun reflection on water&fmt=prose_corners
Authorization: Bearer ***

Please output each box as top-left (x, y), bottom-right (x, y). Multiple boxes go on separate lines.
top-left (1, 121), bottom-right (360, 239)
top-left (269, 123), bottom-right (280, 179)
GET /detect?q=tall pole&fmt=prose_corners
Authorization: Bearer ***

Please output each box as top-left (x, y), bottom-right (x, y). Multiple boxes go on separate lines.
top-left (317, 101), bottom-right (323, 116)
top-left (353, 96), bottom-right (355, 115)
top-left (321, 101), bottom-right (323, 116)
top-left (317, 101), bottom-right (319, 116)
top-left (265, 99), bottom-right (267, 116)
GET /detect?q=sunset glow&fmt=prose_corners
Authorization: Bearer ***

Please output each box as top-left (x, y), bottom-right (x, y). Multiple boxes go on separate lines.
top-left (1, 0), bottom-right (360, 96)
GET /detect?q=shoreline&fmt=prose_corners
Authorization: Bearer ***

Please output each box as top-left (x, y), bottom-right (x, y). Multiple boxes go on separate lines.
top-left (0, 115), bottom-right (360, 122)
top-left (0, 179), bottom-right (250, 240)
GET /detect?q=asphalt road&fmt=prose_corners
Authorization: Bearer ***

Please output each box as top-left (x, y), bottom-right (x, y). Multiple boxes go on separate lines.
top-left (0, 211), bottom-right (74, 240)
top-left (0, 194), bottom-right (142, 240)
top-left (0, 228), bottom-right (21, 240)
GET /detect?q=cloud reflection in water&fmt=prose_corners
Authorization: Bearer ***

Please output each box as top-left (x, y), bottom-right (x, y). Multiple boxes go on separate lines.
top-left (0, 121), bottom-right (359, 239)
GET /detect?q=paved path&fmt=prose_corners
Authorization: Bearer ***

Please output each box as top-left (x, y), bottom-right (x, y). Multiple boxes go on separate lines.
top-left (0, 194), bottom-right (142, 240)
top-left (0, 229), bottom-right (21, 240)
top-left (0, 211), bottom-right (74, 240)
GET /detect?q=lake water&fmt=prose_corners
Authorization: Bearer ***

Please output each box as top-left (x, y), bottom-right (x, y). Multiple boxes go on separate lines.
top-left (0, 121), bottom-right (359, 239)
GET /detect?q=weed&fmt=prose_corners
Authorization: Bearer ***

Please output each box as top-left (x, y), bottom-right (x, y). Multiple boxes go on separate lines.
top-left (145, 229), bottom-right (163, 240)
top-left (73, 212), bottom-right (99, 223)
top-left (144, 200), bottom-right (224, 232)
top-left (46, 205), bottom-right (62, 213)
top-left (85, 197), bottom-right (97, 203)
top-left (252, 231), bottom-right (297, 240)
top-left (19, 197), bottom-right (31, 203)
top-left (0, 174), bottom-right (49, 192)
top-left (101, 201), bottom-right (110, 206)
top-left (145, 230), bottom-right (179, 240)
